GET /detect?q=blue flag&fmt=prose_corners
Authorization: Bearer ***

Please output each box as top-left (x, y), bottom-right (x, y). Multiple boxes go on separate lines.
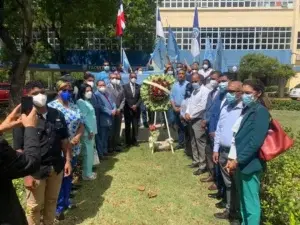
top-left (167, 26), bottom-right (180, 63)
top-left (122, 49), bottom-right (131, 73)
top-left (214, 33), bottom-right (226, 72)
top-left (152, 38), bottom-right (167, 71)
top-left (191, 7), bottom-right (200, 59)
top-left (203, 37), bottom-right (214, 63)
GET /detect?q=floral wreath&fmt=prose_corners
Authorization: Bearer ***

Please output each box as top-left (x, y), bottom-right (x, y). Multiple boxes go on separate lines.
top-left (140, 74), bottom-right (176, 112)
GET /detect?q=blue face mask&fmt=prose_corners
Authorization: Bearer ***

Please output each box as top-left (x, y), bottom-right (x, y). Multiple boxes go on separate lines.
top-left (192, 82), bottom-right (200, 90)
top-left (225, 92), bottom-right (237, 105)
top-left (242, 93), bottom-right (255, 106)
top-left (60, 91), bottom-right (71, 102)
top-left (104, 66), bottom-right (110, 71)
top-left (219, 82), bottom-right (228, 93)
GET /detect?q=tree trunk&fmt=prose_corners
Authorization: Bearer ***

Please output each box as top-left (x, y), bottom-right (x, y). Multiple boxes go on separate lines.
top-left (278, 77), bottom-right (287, 98)
top-left (29, 70), bottom-right (35, 81)
top-left (9, 44), bottom-right (34, 108)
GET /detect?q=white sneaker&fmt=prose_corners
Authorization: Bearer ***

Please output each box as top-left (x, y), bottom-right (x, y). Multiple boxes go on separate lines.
top-left (82, 172), bottom-right (97, 181)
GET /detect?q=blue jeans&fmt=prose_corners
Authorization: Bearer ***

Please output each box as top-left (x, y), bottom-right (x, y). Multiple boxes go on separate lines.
top-left (95, 127), bottom-right (110, 157)
top-left (56, 156), bottom-right (78, 214)
top-left (140, 102), bottom-right (148, 124)
top-left (173, 111), bottom-right (185, 146)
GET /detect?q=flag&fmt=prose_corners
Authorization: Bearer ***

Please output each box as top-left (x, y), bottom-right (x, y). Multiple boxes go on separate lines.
top-left (156, 8), bottom-right (165, 38)
top-left (116, 0), bottom-right (126, 36)
top-left (191, 7), bottom-right (200, 59)
top-left (167, 26), bottom-right (180, 63)
top-left (122, 49), bottom-right (131, 73)
top-left (214, 33), bottom-right (226, 71)
top-left (152, 38), bottom-right (167, 71)
top-left (203, 37), bottom-right (214, 63)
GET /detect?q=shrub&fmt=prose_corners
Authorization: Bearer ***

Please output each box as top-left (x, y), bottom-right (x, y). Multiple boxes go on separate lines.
top-left (265, 85), bottom-right (279, 93)
top-left (261, 129), bottom-right (300, 225)
top-left (271, 99), bottom-right (300, 111)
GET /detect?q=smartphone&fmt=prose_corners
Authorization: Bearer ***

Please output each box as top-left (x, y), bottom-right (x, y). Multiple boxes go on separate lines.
top-left (21, 96), bottom-right (33, 115)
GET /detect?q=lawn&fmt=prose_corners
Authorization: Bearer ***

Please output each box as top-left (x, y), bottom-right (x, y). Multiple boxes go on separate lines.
top-left (4, 109), bottom-right (298, 225)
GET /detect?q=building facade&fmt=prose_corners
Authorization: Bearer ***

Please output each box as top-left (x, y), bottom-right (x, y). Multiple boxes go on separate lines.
top-left (160, 0), bottom-right (299, 82)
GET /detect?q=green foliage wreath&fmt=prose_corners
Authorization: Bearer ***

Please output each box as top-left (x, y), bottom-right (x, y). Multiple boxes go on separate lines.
top-left (141, 74), bottom-right (175, 112)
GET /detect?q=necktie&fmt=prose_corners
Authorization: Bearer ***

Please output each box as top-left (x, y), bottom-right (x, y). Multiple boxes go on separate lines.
top-left (132, 84), bottom-right (135, 97)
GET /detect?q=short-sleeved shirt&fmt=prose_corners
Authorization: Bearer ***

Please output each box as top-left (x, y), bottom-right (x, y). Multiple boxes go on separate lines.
top-left (13, 107), bottom-right (69, 179)
top-left (170, 80), bottom-right (189, 107)
top-left (48, 99), bottom-right (83, 156)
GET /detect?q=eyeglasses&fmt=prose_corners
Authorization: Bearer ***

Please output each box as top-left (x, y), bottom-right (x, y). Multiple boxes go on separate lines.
top-left (191, 81), bottom-right (199, 83)
top-left (227, 90), bottom-right (241, 94)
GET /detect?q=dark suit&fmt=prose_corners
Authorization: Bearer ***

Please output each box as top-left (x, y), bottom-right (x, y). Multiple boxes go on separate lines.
top-left (0, 127), bottom-right (40, 225)
top-left (123, 82), bottom-right (142, 145)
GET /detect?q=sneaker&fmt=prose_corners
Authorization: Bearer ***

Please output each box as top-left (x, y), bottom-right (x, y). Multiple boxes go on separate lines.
top-left (82, 173), bottom-right (97, 181)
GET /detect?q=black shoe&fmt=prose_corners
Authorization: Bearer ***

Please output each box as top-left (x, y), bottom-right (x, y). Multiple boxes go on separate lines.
top-left (99, 155), bottom-right (108, 160)
top-left (188, 163), bottom-right (199, 168)
top-left (175, 145), bottom-right (184, 150)
top-left (208, 192), bottom-right (223, 200)
top-left (193, 169), bottom-right (206, 176)
top-left (132, 142), bottom-right (140, 147)
top-left (115, 148), bottom-right (123, 152)
top-left (71, 184), bottom-right (81, 191)
top-left (215, 200), bottom-right (227, 209)
top-left (214, 210), bottom-right (229, 219)
top-left (55, 212), bottom-right (65, 221)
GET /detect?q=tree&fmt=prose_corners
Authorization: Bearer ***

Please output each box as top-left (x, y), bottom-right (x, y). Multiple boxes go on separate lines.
top-left (239, 53), bottom-right (295, 98)
top-left (0, 0), bottom-right (34, 107)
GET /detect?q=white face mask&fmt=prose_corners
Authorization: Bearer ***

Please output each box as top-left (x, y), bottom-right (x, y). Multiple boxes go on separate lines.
top-left (98, 87), bottom-right (106, 93)
top-left (33, 93), bottom-right (47, 107)
top-left (84, 91), bottom-right (93, 99)
top-left (138, 71), bottom-right (143, 75)
top-left (167, 71), bottom-right (174, 75)
top-left (87, 81), bottom-right (94, 88)
top-left (130, 78), bottom-right (137, 84)
top-left (203, 64), bottom-right (209, 69)
top-left (210, 79), bottom-right (219, 89)
top-left (111, 78), bottom-right (118, 85)
top-left (116, 79), bottom-right (121, 85)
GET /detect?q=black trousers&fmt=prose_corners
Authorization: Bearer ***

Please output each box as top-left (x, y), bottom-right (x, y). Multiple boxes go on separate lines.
top-left (124, 106), bottom-right (140, 145)
top-left (205, 135), bottom-right (215, 178)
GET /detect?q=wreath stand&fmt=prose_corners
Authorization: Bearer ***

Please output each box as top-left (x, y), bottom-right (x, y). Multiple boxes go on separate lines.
top-left (143, 80), bottom-right (175, 154)
top-left (151, 111), bottom-right (174, 154)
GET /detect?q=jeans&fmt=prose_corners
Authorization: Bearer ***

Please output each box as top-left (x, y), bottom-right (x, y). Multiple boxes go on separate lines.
top-left (173, 111), bottom-right (185, 146)
top-left (95, 127), bottom-right (110, 157)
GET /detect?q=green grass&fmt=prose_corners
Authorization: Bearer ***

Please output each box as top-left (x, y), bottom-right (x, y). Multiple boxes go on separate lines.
top-left (271, 110), bottom-right (300, 132)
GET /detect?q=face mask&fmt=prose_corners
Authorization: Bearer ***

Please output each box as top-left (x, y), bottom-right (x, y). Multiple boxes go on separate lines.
top-left (84, 91), bottom-right (93, 99)
top-left (138, 71), bottom-right (143, 75)
top-left (203, 64), bottom-right (209, 69)
top-left (219, 82), bottom-right (228, 93)
top-left (60, 91), bottom-right (71, 102)
top-left (226, 92), bottom-right (237, 105)
top-left (111, 78), bottom-right (118, 85)
top-left (167, 71), bottom-right (174, 75)
top-left (210, 80), bottom-right (219, 89)
top-left (192, 82), bottom-right (200, 90)
top-left (192, 70), bottom-right (197, 74)
top-left (87, 81), bottom-right (94, 88)
top-left (104, 66), bottom-right (110, 71)
top-left (131, 78), bottom-right (137, 84)
top-left (242, 93), bottom-right (255, 106)
top-left (98, 87), bottom-right (106, 93)
top-left (116, 79), bottom-right (121, 85)
top-left (33, 93), bottom-right (47, 107)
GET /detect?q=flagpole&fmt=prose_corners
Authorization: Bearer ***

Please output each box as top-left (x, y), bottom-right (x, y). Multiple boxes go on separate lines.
top-left (120, 36), bottom-right (123, 64)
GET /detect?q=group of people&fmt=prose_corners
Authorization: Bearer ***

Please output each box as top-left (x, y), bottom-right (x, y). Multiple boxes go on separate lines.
top-left (0, 59), bottom-right (270, 225)
top-left (170, 60), bottom-right (270, 225)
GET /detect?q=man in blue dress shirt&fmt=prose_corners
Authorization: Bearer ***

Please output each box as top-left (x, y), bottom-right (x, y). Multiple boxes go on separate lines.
top-left (170, 69), bottom-right (189, 149)
top-left (94, 61), bottom-right (111, 85)
top-left (213, 81), bottom-right (243, 223)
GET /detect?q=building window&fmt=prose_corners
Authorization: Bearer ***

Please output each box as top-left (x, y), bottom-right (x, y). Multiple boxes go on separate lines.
top-left (160, 0), bottom-right (294, 8)
top-left (297, 32), bottom-right (300, 49)
top-left (164, 27), bottom-right (292, 50)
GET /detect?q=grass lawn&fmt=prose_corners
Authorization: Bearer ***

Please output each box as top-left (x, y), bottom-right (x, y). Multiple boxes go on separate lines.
top-left (4, 109), bottom-right (298, 225)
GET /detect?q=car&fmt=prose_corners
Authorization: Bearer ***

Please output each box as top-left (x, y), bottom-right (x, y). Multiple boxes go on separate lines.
top-left (0, 83), bottom-right (27, 104)
top-left (289, 84), bottom-right (300, 100)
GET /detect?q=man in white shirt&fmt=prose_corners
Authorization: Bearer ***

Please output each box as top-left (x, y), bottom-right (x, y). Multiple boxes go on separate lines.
top-left (185, 73), bottom-right (210, 175)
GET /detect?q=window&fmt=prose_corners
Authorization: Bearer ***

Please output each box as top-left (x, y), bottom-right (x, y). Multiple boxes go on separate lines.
top-left (164, 27), bottom-right (292, 50)
top-left (297, 32), bottom-right (300, 49)
top-left (160, 0), bottom-right (294, 8)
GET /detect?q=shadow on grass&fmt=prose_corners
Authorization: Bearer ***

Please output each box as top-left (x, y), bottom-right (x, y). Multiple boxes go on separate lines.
top-left (60, 156), bottom-right (119, 224)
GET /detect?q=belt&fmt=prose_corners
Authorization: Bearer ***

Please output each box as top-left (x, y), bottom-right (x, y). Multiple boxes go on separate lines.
top-left (219, 146), bottom-right (230, 153)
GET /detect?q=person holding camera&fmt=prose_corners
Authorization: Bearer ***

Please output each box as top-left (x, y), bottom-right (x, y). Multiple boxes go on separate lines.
top-left (0, 105), bottom-right (39, 225)
top-left (13, 81), bottom-right (72, 225)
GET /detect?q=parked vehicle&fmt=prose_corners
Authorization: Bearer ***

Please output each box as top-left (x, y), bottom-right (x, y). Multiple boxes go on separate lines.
top-left (289, 84), bottom-right (300, 100)
top-left (0, 83), bottom-right (27, 103)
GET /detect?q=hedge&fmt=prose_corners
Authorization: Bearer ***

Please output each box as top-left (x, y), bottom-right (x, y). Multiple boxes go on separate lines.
top-left (271, 99), bottom-right (300, 111)
top-left (261, 128), bottom-right (300, 225)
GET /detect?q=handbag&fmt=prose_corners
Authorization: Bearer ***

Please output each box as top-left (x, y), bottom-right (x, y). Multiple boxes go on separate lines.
top-left (259, 119), bottom-right (294, 161)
